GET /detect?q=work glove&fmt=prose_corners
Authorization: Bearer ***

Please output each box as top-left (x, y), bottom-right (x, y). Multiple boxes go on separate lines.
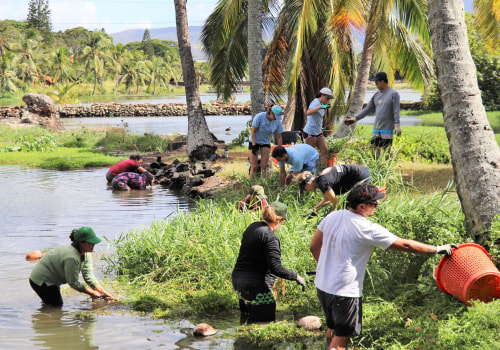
top-left (394, 123), bottom-right (402, 136)
top-left (436, 244), bottom-right (459, 256)
top-left (251, 144), bottom-right (259, 156)
top-left (320, 104), bottom-right (330, 109)
top-left (296, 274), bottom-right (306, 292)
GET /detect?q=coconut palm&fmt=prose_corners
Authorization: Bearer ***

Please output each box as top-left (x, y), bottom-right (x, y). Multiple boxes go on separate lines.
top-left (119, 52), bottom-right (141, 94)
top-left (428, 0), bottom-right (500, 246)
top-left (81, 31), bottom-right (114, 95)
top-left (248, 0), bottom-right (265, 114)
top-left (11, 29), bottom-right (42, 85)
top-left (0, 23), bottom-right (20, 57)
top-left (148, 56), bottom-right (168, 94)
top-left (0, 52), bottom-right (25, 96)
top-left (474, 0), bottom-right (500, 51)
top-left (174, 0), bottom-right (216, 160)
top-left (49, 46), bottom-right (74, 83)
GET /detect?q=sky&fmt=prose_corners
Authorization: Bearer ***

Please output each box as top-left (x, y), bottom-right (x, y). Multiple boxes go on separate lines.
top-left (1, 0), bottom-right (476, 35)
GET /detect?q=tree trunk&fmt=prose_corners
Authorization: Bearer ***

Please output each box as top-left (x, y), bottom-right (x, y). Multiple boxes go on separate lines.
top-left (332, 2), bottom-right (378, 139)
top-left (428, 0), bottom-right (500, 245)
top-left (248, 0), bottom-right (265, 116)
top-left (174, 0), bottom-right (216, 160)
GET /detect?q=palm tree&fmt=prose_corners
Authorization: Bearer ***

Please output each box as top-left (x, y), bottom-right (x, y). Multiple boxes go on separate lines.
top-left (81, 31), bottom-right (114, 95)
top-left (427, 0), bottom-right (500, 246)
top-left (248, 0), bottom-right (265, 114)
top-left (11, 30), bottom-right (42, 85)
top-left (0, 52), bottom-right (25, 96)
top-left (148, 56), bottom-right (168, 94)
top-left (474, 0), bottom-right (500, 51)
top-left (174, 0), bottom-right (216, 160)
top-left (0, 23), bottom-right (20, 57)
top-left (333, 0), bottom-right (434, 138)
top-left (119, 52), bottom-right (140, 94)
top-left (49, 46), bottom-right (74, 83)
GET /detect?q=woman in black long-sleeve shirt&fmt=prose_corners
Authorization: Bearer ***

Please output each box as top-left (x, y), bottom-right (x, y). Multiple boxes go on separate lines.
top-left (231, 203), bottom-right (305, 324)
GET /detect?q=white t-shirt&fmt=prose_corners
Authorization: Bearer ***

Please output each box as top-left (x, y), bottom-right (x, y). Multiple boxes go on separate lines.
top-left (314, 210), bottom-right (397, 297)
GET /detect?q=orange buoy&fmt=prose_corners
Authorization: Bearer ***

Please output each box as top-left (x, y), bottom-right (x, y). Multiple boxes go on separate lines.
top-left (26, 250), bottom-right (43, 262)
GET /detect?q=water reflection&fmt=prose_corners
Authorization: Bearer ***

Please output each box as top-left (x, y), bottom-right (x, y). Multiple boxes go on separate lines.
top-left (31, 307), bottom-right (98, 350)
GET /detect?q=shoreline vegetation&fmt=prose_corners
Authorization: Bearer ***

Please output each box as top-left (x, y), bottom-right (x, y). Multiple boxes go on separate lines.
top-left (1, 117), bottom-right (500, 348)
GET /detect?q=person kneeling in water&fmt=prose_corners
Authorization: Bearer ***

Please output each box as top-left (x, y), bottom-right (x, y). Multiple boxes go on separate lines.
top-left (112, 171), bottom-right (154, 191)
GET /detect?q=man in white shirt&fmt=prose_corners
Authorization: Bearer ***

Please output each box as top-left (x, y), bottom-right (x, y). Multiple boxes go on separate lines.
top-left (309, 184), bottom-right (457, 350)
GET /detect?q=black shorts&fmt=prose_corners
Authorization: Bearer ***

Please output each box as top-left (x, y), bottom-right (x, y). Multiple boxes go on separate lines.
top-left (370, 137), bottom-right (393, 148)
top-left (302, 131), bottom-right (323, 139)
top-left (232, 277), bottom-right (276, 324)
top-left (317, 288), bottom-right (362, 337)
top-left (248, 142), bottom-right (271, 150)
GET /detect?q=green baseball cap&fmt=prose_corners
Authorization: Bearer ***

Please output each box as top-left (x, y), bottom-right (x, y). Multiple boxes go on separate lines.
top-left (74, 227), bottom-right (102, 244)
top-left (270, 201), bottom-right (287, 218)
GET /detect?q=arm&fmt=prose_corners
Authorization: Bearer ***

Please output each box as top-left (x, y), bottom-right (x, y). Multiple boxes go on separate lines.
top-left (251, 126), bottom-right (257, 146)
top-left (393, 91), bottom-right (402, 136)
top-left (265, 236), bottom-right (297, 281)
top-left (138, 166), bottom-right (147, 173)
top-left (388, 238), bottom-right (437, 255)
top-left (279, 167), bottom-right (286, 187)
top-left (307, 105), bottom-right (322, 116)
top-left (355, 98), bottom-right (375, 121)
top-left (309, 229), bottom-right (324, 262)
top-left (314, 189), bottom-right (338, 212)
top-left (276, 133), bottom-right (283, 147)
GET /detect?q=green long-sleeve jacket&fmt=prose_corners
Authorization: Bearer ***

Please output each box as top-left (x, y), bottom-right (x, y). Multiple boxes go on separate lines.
top-left (29, 245), bottom-right (99, 292)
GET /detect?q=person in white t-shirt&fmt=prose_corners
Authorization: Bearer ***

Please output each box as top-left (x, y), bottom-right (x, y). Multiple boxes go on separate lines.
top-left (309, 183), bottom-right (457, 350)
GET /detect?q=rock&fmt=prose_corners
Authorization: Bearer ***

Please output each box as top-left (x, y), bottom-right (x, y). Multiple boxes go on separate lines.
top-left (297, 316), bottom-right (322, 330)
top-left (22, 93), bottom-right (56, 116)
top-left (193, 323), bottom-right (217, 336)
top-left (25, 250), bottom-right (44, 262)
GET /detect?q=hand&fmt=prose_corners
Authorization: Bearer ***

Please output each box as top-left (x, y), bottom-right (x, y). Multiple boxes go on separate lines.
top-left (394, 123), bottom-right (402, 136)
top-left (344, 118), bottom-right (356, 126)
top-left (251, 144), bottom-right (259, 156)
top-left (436, 244), bottom-right (459, 256)
top-left (320, 104), bottom-right (330, 109)
top-left (296, 274), bottom-right (306, 292)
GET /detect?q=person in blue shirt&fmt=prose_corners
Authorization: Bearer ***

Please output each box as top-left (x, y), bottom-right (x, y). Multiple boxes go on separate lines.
top-left (271, 144), bottom-right (319, 187)
top-left (249, 105), bottom-right (284, 180)
top-left (304, 87), bottom-right (334, 168)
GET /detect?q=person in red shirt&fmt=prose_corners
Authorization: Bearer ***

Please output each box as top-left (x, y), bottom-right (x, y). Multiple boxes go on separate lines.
top-left (238, 185), bottom-right (269, 213)
top-left (106, 155), bottom-right (148, 183)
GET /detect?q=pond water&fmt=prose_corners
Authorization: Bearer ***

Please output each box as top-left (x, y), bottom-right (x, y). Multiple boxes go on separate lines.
top-left (0, 165), bottom-right (241, 349)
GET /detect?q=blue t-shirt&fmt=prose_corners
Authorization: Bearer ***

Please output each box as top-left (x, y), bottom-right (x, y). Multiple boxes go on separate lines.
top-left (249, 112), bottom-right (285, 144)
top-left (303, 98), bottom-right (325, 135)
top-left (278, 144), bottom-right (319, 172)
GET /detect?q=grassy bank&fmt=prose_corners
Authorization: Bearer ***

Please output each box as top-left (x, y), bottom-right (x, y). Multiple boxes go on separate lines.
top-left (0, 125), bottom-right (175, 169)
top-left (106, 165), bottom-right (500, 348)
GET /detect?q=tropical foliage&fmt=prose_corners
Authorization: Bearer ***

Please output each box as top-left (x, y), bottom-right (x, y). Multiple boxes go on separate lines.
top-left (0, 20), bottom-right (184, 98)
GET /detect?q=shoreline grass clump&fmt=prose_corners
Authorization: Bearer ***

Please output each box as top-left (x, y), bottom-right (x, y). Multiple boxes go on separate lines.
top-left (103, 166), bottom-right (500, 349)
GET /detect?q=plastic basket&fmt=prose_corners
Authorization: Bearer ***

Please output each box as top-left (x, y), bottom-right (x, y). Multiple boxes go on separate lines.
top-left (435, 243), bottom-right (500, 305)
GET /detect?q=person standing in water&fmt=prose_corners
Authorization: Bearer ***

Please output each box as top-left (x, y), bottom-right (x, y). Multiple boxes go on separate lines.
top-left (29, 227), bottom-right (115, 307)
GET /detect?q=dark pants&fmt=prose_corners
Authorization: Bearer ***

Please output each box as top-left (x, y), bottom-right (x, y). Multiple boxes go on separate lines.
top-left (232, 277), bottom-right (276, 324)
top-left (30, 279), bottom-right (63, 307)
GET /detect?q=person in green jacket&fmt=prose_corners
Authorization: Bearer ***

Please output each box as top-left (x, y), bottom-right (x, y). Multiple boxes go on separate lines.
top-left (29, 227), bottom-right (115, 307)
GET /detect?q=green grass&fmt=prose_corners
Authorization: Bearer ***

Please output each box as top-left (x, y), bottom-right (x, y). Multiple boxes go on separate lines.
top-left (0, 147), bottom-right (121, 169)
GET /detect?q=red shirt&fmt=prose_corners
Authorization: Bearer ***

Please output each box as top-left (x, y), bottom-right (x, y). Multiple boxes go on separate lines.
top-left (238, 197), bottom-right (268, 213)
top-left (109, 159), bottom-right (140, 176)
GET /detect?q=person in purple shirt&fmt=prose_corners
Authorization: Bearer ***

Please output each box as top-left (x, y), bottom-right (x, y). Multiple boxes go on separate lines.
top-left (111, 171), bottom-right (154, 191)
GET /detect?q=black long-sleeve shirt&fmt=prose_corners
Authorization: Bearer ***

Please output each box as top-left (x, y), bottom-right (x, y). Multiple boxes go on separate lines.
top-left (232, 222), bottom-right (297, 289)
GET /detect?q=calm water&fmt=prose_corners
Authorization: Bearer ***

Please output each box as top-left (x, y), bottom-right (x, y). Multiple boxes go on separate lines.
top-left (0, 165), bottom-right (239, 349)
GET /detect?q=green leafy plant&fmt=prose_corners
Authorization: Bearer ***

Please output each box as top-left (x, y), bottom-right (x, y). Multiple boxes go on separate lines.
top-left (325, 136), bottom-right (350, 156)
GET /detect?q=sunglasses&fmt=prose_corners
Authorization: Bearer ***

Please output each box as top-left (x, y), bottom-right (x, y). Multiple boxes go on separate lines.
top-left (366, 201), bottom-right (379, 208)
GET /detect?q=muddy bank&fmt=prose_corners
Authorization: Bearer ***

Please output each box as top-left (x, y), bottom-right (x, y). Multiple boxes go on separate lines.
top-left (1, 101), bottom-right (424, 120)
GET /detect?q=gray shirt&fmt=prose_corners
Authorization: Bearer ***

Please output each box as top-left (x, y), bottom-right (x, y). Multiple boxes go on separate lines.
top-left (355, 88), bottom-right (400, 139)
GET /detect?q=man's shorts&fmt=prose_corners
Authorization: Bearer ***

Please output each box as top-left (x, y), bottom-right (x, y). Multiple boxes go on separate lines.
top-left (317, 288), bottom-right (362, 337)
top-left (288, 158), bottom-right (319, 175)
top-left (370, 137), bottom-right (393, 149)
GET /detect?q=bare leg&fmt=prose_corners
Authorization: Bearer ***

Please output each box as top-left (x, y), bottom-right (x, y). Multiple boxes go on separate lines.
top-left (329, 335), bottom-right (350, 350)
top-left (249, 150), bottom-right (259, 180)
top-left (317, 136), bottom-right (328, 169)
top-left (259, 147), bottom-right (271, 177)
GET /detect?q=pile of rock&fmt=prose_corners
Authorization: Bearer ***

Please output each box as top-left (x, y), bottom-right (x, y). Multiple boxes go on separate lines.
top-left (57, 102), bottom-right (253, 118)
top-left (146, 157), bottom-right (221, 198)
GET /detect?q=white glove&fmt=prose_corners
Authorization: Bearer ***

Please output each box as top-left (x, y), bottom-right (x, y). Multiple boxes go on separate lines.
top-left (436, 244), bottom-right (458, 256)
top-left (296, 274), bottom-right (306, 292)
top-left (394, 123), bottom-right (402, 136)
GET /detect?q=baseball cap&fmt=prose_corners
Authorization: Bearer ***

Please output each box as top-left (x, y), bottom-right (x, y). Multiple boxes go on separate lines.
top-left (319, 87), bottom-right (334, 99)
top-left (74, 227), bottom-right (102, 244)
top-left (369, 72), bottom-right (388, 81)
top-left (362, 186), bottom-right (386, 201)
top-left (270, 201), bottom-right (287, 218)
top-left (299, 174), bottom-right (314, 191)
top-left (249, 185), bottom-right (267, 199)
top-left (271, 105), bottom-right (283, 117)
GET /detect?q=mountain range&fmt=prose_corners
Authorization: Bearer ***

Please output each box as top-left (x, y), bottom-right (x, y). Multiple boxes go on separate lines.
top-left (110, 26), bottom-right (206, 60)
